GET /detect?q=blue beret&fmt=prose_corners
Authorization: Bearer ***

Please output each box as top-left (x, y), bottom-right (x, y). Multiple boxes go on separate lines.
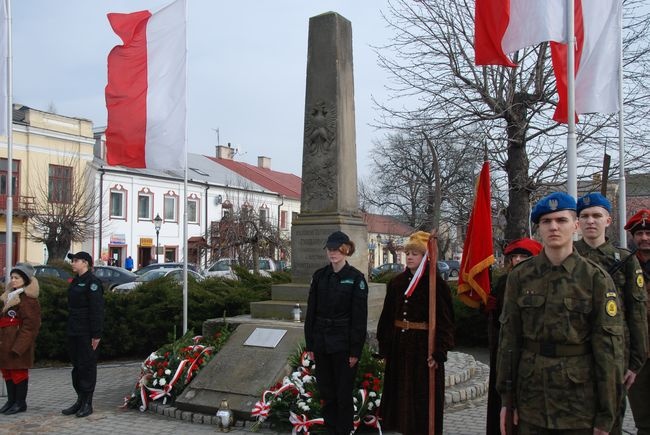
top-left (531, 192), bottom-right (576, 224)
top-left (577, 193), bottom-right (611, 214)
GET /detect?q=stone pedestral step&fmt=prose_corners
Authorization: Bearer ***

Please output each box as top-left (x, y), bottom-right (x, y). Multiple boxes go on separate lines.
top-left (444, 351), bottom-right (489, 408)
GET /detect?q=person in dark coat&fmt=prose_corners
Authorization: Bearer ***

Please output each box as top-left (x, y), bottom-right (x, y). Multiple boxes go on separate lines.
top-left (304, 231), bottom-right (368, 435)
top-left (376, 231), bottom-right (455, 435)
top-left (61, 251), bottom-right (104, 418)
top-left (485, 238), bottom-right (542, 435)
top-left (0, 263), bottom-right (41, 415)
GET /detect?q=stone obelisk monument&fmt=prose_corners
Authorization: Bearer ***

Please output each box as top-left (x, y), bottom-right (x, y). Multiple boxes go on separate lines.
top-left (291, 12), bottom-right (368, 283)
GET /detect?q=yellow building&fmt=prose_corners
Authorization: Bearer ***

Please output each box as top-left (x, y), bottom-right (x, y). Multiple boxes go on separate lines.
top-left (0, 105), bottom-right (94, 266)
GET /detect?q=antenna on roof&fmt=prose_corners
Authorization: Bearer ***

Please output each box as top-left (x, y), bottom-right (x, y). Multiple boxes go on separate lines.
top-left (211, 127), bottom-right (220, 146)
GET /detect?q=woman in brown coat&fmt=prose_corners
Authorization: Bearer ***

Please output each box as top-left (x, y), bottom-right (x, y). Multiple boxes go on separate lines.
top-left (0, 263), bottom-right (42, 414)
top-left (376, 231), bottom-right (455, 435)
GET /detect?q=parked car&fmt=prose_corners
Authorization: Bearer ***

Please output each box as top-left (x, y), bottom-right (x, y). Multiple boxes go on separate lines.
top-left (113, 268), bottom-right (204, 293)
top-left (441, 260), bottom-right (460, 278)
top-left (437, 261), bottom-right (450, 280)
top-left (370, 263), bottom-right (405, 279)
top-left (134, 262), bottom-right (199, 276)
top-left (204, 259), bottom-right (238, 280)
top-left (93, 265), bottom-right (138, 291)
top-left (33, 265), bottom-right (72, 282)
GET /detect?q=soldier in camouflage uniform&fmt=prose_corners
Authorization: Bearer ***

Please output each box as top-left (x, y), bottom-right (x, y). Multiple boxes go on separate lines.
top-left (497, 192), bottom-right (625, 435)
top-left (575, 193), bottom-right (648, 435)
top-left (625, 209), bottom-right (650, 435)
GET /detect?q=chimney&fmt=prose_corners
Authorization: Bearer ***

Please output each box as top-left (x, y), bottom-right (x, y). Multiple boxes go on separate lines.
top-left (258, 156), bottom-right (271, 169)
top-left (216, 144), bottom-right (234, 160)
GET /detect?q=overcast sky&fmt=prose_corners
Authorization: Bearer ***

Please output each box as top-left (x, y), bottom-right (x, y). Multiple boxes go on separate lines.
top-left (11, 1), bottom-right (393, 178)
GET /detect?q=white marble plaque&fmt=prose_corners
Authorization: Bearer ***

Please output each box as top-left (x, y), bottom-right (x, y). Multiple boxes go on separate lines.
top-left (243, 328), bottom-right (287, 348)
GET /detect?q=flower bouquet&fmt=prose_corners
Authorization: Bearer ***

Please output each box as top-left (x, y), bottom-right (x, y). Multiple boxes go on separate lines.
top-left (251, 344), bottom-right (384, 434)
top-left (123, 327), bottom-right (231, 411)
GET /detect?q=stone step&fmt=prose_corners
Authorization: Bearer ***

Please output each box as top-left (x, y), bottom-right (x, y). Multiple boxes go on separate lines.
top-left (443, 351), bottom-right (489, 408)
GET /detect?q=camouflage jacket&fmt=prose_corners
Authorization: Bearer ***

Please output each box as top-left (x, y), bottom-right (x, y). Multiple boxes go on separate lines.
top-left (638, 255), bottom-right (650, 356)
top-left (575, 239), bottom-right (648, 371)
top-left (496, 250), bottom-right (624, 432)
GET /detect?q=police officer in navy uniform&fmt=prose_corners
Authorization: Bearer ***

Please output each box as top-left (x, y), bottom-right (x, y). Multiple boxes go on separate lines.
top-left (61, 251), bottom-right (104, 418)
top-left (304, 231), bottom-right (368, 435)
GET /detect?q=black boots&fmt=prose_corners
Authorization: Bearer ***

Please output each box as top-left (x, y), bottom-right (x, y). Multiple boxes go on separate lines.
top-left (0, 381), bottom-right (15, 413)
top-left (61, 396), bottom-right (82, 415)
top-left (3, 380), bottom-right (27, 415)
top-left (75, 393), bottom-right (93, 418)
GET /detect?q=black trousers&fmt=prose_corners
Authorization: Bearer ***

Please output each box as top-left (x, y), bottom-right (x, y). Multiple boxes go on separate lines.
top-left (314, 351), bottom-right (357, 435)
top-left (67, 335), bottom-right (97, 395)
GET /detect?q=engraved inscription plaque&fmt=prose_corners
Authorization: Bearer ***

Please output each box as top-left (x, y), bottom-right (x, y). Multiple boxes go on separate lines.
top-left (243, 328), bottom-right (287, 348)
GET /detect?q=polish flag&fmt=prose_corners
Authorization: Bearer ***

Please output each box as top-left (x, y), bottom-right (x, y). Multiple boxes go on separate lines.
top-left (551, 0), bottom-right (622, 123)
top-left (475, 0), bottom-right (568, 66)
top-left (105, 0), bottom-right (186, 169)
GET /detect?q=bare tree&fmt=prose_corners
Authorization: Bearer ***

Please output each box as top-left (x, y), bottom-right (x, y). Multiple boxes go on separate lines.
top-left (372, 0), bottom-right (650, 240)
top-left (25, 159), bottom-right (99, 262)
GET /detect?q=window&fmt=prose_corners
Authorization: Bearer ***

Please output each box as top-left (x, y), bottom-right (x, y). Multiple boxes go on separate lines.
top-left (187, 196), bottom-right (199, 224)
top-left (138, 193), bottom-right (152, 220)
top-left (164, 192), bottom-right (178, 222)
top-left (48, 164), bottom-right (72, 203)
top-left (0, 159), bottom-right (19, 196)
top-left (110, 190), bottom-right (125, 218)
top-left (280, 210), bottom-right (288, 229)
top-left (259, 207), bottom-right (268, 223)
top-left (222, 201), bottom-right (232, 219)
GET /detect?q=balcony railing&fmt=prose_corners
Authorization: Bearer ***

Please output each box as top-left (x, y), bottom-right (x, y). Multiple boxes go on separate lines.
top-left (0, 195), bottom-right (36, 215)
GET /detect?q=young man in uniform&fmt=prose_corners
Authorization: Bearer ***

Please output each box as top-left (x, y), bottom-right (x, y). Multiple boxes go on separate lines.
top-left (624, 209), bottom-right (650, 435)
top-left (575, 193), bottom-right (648, 435)
top-left (497, 192), bottom-right (624, 435)
top-left (61, 251), bottom-right (104, 418)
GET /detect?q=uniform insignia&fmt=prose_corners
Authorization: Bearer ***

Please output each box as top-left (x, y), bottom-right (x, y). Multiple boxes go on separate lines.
top-left (90, 283), bottom-right (99, 291)
top-left (638, 274), bottom-right (645, 288)
top-left (614, 252), bottom-right (620, 261)
top-left (359, 281), bottom-right (366, 290)
top-left (583, 196), bottom-right (591, 205)
top-left (548, 199), bottom-right (559, 210)
top-left (606, 291), bottom-right (617, 298)
top-left (7, 310), bottom-right (16, 318)
top-left (606, 300), bottom-right (618, 317)
top-left (340, 279), bottom-right (354, 284)
top-left (78, 283), bottom-right (86, 287)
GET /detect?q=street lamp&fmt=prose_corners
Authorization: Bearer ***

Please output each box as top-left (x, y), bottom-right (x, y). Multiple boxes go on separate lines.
top-left (153, 213), bottom-right (162, 264)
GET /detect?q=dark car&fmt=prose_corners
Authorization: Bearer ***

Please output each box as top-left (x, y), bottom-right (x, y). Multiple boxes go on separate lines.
top-left (370, 263), bottom-right (405, 279)
top-left (33, 265), bottom-right (72, 283)
top-left (442, 260), bottom-right (460, 278)
top-left (437, 261), bottom-right (450, 280)
top-left (134, 262), bottom-right (199, 276)
top-left (93, 265), bottom-right (138, 291)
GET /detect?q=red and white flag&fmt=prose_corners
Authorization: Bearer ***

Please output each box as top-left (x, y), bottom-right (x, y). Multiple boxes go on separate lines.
top-left (551, 0), bottom-right (622, 123)
top-left (105, 0), bottom-right (186, 169)
top-left (475, 0), bottom-right (568, 66)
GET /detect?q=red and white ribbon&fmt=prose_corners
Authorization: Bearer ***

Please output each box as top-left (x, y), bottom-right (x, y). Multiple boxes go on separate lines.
top-left (404, 251), bottom-right (428, 297)
top-left (251, 382), bottom-right (298, 421)
top-left (289, 411), bottom-right (324, 434)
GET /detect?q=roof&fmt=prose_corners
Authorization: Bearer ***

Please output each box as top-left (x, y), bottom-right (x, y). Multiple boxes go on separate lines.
top-left (207, 156), bottom-right (301, 200)
top-left (363, 213), bottom-right (414, 236)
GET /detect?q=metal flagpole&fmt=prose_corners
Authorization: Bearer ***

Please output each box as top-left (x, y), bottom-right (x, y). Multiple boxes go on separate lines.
top-left (4, 0), bottom-right (13, 281)
top-left (182, 0), bottom-right (188, 334)
top-left (566, 0), bottom-right (577, 199)
top-left (617, 8), bottom-right (627, 248)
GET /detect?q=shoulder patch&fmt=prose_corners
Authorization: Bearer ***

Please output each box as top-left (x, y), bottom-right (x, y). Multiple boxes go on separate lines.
top-left (638, 274), bottom-right (645, 288)
top-left (90, 283), bottom-right (99, 292)
top-left (359, 281), bottom-right (366, 290)
top-left (606, 300), bottom-right (618, 317)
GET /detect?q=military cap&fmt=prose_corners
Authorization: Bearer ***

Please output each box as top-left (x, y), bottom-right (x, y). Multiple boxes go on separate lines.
top-left (624, 209), bottom-right (650, 234)
top-left (504, 238), bottom-right (542, 257)
top-left (577, 192), bottom-right (611, 214)
top-left (67, 251), bottom-right (93, 265)
top-left (531, 192), bottom-right (576, 224)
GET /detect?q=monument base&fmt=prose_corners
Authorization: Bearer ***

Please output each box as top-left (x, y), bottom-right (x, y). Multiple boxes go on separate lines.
top-left (291, 212), bottom-right (368, 283)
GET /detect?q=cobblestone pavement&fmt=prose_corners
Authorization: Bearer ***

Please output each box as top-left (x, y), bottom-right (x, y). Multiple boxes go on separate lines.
top-left (0, 360), bottom-right (638, 434)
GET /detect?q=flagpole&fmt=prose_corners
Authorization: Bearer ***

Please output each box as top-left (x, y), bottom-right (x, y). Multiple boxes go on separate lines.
top-left (182, 0), bottom-right (189, 334)
top-left (566, 0), bottom-right (577, 200)
top-left (4, 0), bottom-right (13, 280)
top-left (617, 8), bottom-right (627, 249)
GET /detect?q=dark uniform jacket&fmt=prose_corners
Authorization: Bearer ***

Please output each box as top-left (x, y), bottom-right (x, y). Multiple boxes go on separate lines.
top-left (638, 255), bottom-right (650, 357)
top-left (0, 279), bottom-right (41, 369)
top-left (67, 271), bottom-right (104, 338)
top-left (575, 239), bottom-right (648, 372)
top-left (304, 262), bottom-right (368, 358)
top-left (497, 250), bottom-right (624, 432)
